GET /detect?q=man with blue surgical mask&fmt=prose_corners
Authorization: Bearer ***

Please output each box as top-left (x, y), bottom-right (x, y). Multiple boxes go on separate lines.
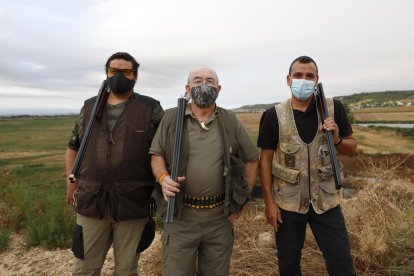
top-left (258, 56), bottom-right (357, 275)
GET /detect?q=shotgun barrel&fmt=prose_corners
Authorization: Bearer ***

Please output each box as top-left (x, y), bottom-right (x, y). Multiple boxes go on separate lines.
top-left (165, 97), bottom-right (187, 223)
top-left (69, 80), bottom-right (109, 183)
top-left (315, 83), bottom-right (342, 189)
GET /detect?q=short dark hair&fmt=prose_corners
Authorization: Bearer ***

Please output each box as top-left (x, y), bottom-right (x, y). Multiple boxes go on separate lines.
top-left (105, 52), bottom-right (140, 75)
top-left (289, 56), bottom-right (318, 75)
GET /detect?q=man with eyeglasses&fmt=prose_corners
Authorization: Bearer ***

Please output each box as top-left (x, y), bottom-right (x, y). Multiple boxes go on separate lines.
top-left (66, 52), bottom-right (164, 275)
top-left (150, 65), bottom-right (259, 275)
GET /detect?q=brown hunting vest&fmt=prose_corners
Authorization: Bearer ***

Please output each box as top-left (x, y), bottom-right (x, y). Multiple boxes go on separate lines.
top-left (75, 93), bottom-right (158, 220)
top-left (272, 98), bottom-right (342, 214)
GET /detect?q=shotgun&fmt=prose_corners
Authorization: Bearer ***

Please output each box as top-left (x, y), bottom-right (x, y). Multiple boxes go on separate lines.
top-left (315, 83), bottom-right (342, 189)
top-left (165, 97), bottom-right (187, 223)
top-left (69, 80), bottom-right (109, 183)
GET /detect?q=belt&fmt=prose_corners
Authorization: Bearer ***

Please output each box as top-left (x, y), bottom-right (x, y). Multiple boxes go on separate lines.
top-left (184, 192), bottom-right (225, 209)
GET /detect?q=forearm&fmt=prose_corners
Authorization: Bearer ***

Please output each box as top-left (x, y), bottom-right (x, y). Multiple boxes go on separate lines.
top-left (335, 135), bottom-right (357, 157)
top-left (65, 148), bottom-right (78, 182)
top-left (151, 154), bottom-right (169, 180)
top-left (65, 148), bottom-right (78, 204)
top-left (244, 159), bottom-right (259, 192)
top-left (259, 150), bottom-right (276, 205)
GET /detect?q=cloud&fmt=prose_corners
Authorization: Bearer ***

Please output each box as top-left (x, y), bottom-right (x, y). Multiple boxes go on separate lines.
top-left (0, 0), bottom-right (413, 113)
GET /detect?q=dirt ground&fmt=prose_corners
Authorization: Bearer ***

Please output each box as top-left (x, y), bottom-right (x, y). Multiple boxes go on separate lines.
top-left (0, 232), bottom-right (163, 276)
top-left (1, 153), bottom-right (412, 275)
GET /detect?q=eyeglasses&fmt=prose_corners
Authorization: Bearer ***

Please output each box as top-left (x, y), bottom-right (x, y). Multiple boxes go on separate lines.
top-left (107, 67), bottom-right (136, 77)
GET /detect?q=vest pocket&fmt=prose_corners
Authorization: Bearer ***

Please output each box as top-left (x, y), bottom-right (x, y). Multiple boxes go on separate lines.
top-left (75, 179), bottom-right (101, 217)
top-left (272, 162), bottom-right (300, 196)
top-left (279, 143), bottom-right (300, 168)
top-left (229, 155), bottom-right (250, 214)
top-left (317, 165), bottom-right (338, 194)
top-left (115, 180), bottom-right (154, 219)
top-left (318, 144), bottom-right (331, 166)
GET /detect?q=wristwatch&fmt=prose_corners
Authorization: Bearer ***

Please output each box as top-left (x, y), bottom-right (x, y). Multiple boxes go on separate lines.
top-left (334, 136), bottom-right (343, 146)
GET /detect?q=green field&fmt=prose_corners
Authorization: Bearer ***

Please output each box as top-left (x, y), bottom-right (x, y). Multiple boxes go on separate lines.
top-left (0, 115), bottom-right (413, 274)
top-left (0, 116), bottom-right (77, 249)
top-left (0, 116), bottom-right (76, 196)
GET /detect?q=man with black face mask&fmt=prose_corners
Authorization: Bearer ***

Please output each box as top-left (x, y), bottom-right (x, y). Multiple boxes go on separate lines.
top-left (66, 52), bottom-right (164, 275)
top-left (150, 66), bottom-right (259, 276)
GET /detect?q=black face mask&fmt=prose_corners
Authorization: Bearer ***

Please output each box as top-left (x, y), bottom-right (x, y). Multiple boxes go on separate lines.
top-left (107, 72), bottom-right (136, 94)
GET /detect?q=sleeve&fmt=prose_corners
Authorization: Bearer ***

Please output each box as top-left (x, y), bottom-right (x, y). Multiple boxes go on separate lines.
top-left (147, 101), bottom-right (165, 144)
top-left (257, 107), bottom-right (279, 149)
top-left (333, 100), bottom-right (353, 138)
top-left (151, 102), bottom-right (164, 130)
top-left (67, 107), bottom-right (84, 150)
top-left (235, 117), bottom-right (260, 162)
top-left (149, 114), bottom-right (167, 157)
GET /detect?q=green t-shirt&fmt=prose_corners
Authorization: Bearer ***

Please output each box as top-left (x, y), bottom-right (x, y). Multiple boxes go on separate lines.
top-left (106, 100), bottom-right (127, 132)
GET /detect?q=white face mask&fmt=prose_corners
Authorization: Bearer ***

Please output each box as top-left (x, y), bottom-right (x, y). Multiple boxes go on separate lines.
top-left (290, 79), bottom-right (316, 101)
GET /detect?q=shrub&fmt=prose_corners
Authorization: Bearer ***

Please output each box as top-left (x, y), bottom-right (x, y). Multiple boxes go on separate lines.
top-left (0, 170), bottom-right (28, 232)
top-left (0, 229), bottom-right (11, 252)
top-left (24, 196), bottom-right (75, 249)
top-left (342, 179), bottom-right (414, 274)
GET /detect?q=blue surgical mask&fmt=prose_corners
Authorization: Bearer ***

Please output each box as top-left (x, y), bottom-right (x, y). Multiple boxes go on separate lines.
top-left (290, 79), bottom-right (316, 101)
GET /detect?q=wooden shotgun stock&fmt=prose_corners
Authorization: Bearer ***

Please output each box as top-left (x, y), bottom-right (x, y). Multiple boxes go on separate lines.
top-left (315, 83), bottom-right (342, 189)
top-left (69, 80), bottom-right (109, 183)
top-left (165, 97), bottom-right (187, 223)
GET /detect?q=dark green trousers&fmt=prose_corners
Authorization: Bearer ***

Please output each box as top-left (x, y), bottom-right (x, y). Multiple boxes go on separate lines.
top-left (162, 218), bottom-right (234, 276)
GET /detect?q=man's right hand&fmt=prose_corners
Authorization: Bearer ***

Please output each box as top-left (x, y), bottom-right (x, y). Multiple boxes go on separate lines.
top-left (65, 148), bottom-right (79, 205)
top-left (265, 200), bottom-right (283, 232)
top-left (66, 179), bottom-right (78, 205)
top-left (160, 176), bottom-right (185, 201)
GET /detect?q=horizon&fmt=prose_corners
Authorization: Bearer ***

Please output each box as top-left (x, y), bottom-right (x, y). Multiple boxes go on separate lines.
top-left (1, 89), bottom-right (413, 116)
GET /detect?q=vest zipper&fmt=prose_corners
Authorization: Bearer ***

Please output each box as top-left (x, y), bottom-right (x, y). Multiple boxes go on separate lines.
top-left (107, 131), bottom-right (115, 218)
top-left (106, 104), bottom-right (126, 220)
top-left (109, 132), bottom-right (115, 144)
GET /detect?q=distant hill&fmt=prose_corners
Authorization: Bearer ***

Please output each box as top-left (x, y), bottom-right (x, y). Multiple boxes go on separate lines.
top-left (334, 90), bottom-right (414, 108)
top-left (232, 103), bottom-right (279, 112)
top-left (233, 90), bottom-right (414, 112)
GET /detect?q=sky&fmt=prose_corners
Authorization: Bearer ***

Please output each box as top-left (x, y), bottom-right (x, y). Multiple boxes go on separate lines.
top-left (0, 0), bottom-right (413, 115)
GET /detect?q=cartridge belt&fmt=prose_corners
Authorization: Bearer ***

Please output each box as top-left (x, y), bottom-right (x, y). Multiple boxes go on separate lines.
top-left (184, 192), bottom-right (225, 209)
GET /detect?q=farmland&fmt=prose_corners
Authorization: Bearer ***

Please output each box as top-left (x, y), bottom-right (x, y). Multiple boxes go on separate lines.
top-left (0, 114), bottom-right (413, 275)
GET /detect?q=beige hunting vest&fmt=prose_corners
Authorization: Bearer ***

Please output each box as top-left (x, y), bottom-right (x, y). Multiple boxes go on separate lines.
top-left (272, 98), bottom-right (342, 214)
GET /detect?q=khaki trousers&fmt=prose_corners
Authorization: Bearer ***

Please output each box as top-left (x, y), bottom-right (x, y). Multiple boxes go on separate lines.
top-left (73, 212), bottom-right (147, 276)
top-left (162, 218), bottom-right (234, 276)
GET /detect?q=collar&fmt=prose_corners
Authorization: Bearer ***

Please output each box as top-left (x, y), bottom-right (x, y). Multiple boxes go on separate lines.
top-left (185, 104), bottom-right (219, 128)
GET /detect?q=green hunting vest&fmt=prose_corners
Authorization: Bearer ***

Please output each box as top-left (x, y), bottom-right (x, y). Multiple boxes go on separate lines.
top-left (152, 106), bottom-right (250, 218)
top-left (272, 98), bottom-right (342, 214)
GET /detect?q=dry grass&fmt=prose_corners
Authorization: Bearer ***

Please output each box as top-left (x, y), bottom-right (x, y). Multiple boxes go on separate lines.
top-left (353, 106), bottom-right (414, 122)
top-left (353, 112), bottom-right (414, 122)
top-left (354, 106), bottom-right (414, 113)
top-left (352, 126), bottom-right (414, 154)
top-left (231, 207), bottom-right (277, 275)
top-left (231, 204), bottom-right (336, 276)
top-left (230, 172), bottom-right (414, 275)
top-left (343, 179), bottom-right (414, 275)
